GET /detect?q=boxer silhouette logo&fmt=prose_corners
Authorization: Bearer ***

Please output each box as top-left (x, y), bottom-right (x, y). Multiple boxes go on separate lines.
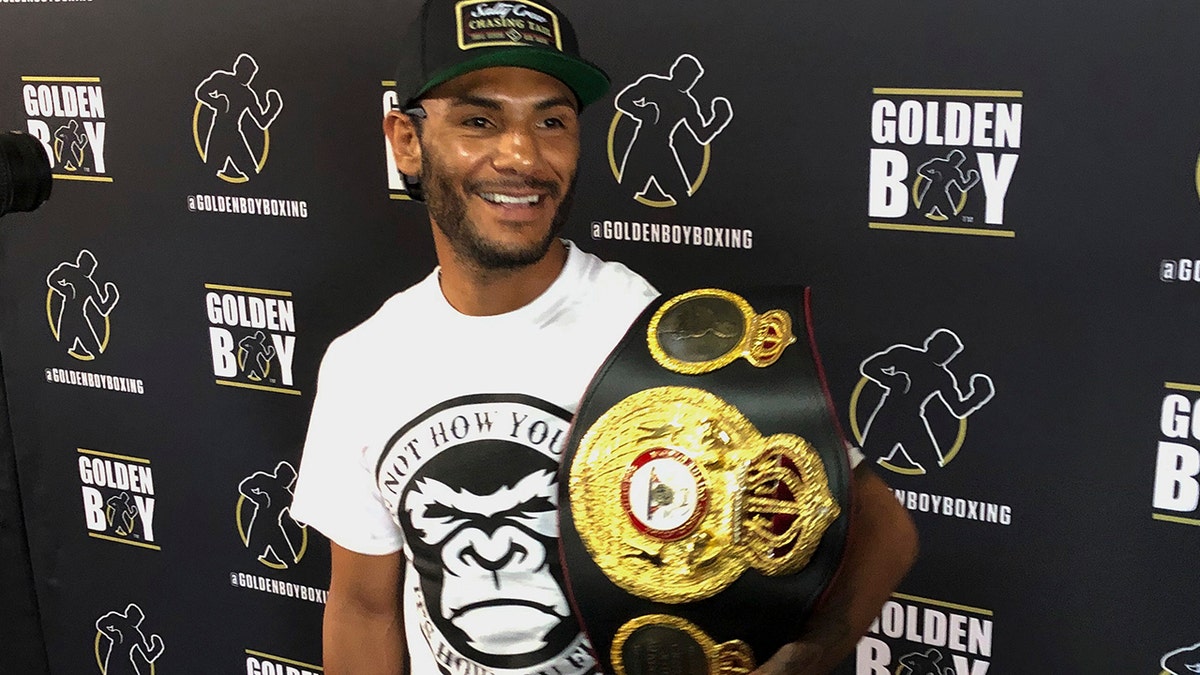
top-left (898, 647), bottom-right (953, 675)
top-left (237, 330), bottom-right (275, 382)
top-left (46, 250), bottom-right (120, 361)
top-left (608, 54), bottom-right (733, 208)
top-left (851, 329), bottom-right (995, 475)
top-left (94, 604), bottom-right (164, 675)
top-left (1162, 642), bottom-right (1200, 675)
top-left (104, 492), bottom-right (140, 537)
top-left (193, 54), bottom-right (283, 184)
top-left (53, 119), bottom-right (90, 172)
top-left (236, 461), bottom-right (307, 569)
top-left (914, 150), bottom-right (980, 222)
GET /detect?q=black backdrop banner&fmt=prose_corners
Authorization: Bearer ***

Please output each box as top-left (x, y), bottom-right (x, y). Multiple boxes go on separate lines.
top-left (2, 1), bottom-right (1200, 673)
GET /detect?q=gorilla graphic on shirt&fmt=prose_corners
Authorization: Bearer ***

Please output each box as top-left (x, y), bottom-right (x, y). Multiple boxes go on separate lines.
top-left (399, 440), bottom-right (577, 669)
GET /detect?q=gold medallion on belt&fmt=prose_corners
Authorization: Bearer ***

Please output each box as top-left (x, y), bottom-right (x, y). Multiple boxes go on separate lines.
top-left (647, 288), bottom-right (797, 374)
top-left (610, 614), bottom-right (756, 675)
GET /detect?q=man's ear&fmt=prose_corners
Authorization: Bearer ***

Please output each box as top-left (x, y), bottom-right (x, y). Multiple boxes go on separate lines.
top-left (383, 110), bottom-right (422, 177)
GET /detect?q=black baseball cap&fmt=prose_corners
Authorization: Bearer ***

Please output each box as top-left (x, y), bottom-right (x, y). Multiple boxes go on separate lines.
top-left (393, 0), bottom-right (610, 110)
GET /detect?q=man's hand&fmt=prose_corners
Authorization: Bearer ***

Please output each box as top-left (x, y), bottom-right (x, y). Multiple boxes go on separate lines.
top-left (750, 641), bottom-right (824, 674)
top-left (750, 464), bottom-right (918, 674)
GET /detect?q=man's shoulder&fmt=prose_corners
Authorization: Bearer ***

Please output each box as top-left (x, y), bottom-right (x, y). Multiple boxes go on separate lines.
top-left (568, 243), bottom-right (658, 302)
top-left (324, 270), bottom-right (439, 360)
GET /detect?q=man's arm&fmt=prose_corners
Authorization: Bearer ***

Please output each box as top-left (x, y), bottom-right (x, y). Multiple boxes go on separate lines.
top-left (753, 464), bottom-right (918, 674)
top-left (323, 543), bottom-right (407, 675)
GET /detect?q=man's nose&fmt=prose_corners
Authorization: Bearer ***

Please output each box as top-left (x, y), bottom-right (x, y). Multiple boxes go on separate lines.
top-left (491, 126), bottom-right (539, 173)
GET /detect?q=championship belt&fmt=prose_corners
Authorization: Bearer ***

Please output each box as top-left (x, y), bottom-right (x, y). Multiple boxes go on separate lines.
top-left (558, 287), bottom-right (852, 675)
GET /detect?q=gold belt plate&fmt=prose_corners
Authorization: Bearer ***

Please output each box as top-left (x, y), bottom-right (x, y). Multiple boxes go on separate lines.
top-left (647, 288), bottom-right (796, 374)
top-left (611, 614), bottom-right (755, 675)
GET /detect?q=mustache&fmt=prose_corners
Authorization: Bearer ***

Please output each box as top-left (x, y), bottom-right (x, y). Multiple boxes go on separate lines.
top-left (465, 177), bottom-right (561, 199)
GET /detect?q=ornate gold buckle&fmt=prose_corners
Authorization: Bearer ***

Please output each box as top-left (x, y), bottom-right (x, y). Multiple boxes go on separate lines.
top-left (569, 386), bottom-right (841, 604)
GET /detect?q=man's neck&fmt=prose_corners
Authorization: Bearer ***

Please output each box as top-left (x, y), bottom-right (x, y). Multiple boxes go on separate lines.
top-left (433, 235), bottom-right (569, 317)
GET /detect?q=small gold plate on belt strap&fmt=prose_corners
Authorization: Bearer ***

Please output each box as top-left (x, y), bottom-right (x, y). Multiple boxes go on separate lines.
top-left (611, 614), bottom-right (755, 675)
top-left (648, 289), bottom-right (796, 375)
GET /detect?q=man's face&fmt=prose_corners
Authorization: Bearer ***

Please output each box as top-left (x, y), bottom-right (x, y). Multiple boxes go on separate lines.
top-left (414, 67), bottom-right (581, 271)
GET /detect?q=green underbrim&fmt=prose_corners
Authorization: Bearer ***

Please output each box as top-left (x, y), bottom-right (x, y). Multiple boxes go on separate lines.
top-left (415, 48), bottom-right (610, 109)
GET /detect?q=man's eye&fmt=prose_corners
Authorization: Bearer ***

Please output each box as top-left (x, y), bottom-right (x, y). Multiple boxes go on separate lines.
top-left (542, 116), bottom-right (576, 130)
top-left (463, 116), bottom-right (493, 129)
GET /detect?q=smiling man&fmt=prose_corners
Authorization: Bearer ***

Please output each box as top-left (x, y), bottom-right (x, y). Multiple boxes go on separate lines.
top-left (291, 1), bottom-right (916, 674)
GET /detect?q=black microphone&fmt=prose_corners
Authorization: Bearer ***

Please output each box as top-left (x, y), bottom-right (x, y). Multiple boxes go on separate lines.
top-left (0, 130), bottom-right (53, 218)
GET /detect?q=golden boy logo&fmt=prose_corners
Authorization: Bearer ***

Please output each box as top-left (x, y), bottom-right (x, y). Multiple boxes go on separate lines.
top-left (79, 448), bottom-right (158, 551)
top-left (1153, 383), bottom-right (1200, 525)
top-left (858, 594), bottom-right (993, 675)
top-left (868, 88), bottom-right (1022, 237)
top-left (22, 76), bottom-right (109, 182)
top-left (205, 284), bottom-right (298, 395)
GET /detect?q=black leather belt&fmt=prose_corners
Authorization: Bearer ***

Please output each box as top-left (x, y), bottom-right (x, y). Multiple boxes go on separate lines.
top-left (558, 287), bottom-right (852, 675)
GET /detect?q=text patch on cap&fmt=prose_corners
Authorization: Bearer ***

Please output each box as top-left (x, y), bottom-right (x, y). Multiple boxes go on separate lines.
top-left (455, 0), bottom-right (563, 50)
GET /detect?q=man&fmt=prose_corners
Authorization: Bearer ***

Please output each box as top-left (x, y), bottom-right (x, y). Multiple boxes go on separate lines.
top-left (291, 1), bottom-right (917, 674)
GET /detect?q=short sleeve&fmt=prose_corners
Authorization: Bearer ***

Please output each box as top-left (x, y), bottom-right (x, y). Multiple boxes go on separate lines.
top-left (847, 444), bottom-right (865, 469)
top-left (291, 337), bottom-right (405, 555)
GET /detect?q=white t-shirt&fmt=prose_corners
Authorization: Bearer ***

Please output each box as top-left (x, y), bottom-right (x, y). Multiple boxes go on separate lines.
top-left (292, 241), bottom-right (658, 675)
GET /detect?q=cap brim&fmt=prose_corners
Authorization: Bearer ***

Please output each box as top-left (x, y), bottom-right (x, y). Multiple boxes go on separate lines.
top-left (414, 48), bottom-right (610, 109)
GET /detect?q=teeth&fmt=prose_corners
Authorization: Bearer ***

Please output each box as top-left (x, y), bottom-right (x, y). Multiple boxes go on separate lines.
top-left (481, 192), bottom-right (541, 205)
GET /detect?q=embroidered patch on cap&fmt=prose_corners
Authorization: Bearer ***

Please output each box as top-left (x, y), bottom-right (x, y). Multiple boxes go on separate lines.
top-left (455, 0), bottom-right (563, 51)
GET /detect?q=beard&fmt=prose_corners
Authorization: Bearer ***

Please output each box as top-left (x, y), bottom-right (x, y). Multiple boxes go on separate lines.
top-left (421, 143), bottom-right (576, 272)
